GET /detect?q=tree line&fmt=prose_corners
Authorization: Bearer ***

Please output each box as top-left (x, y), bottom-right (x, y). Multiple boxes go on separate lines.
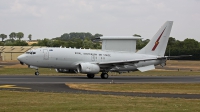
top-left (33, 32), bottom-right (102, 49)
top-left (53, 32), bottom-right (103, 41)
top-left (0, 32), bottom-right (32, 41)
top-left (0, 32), bottom-right (32, 46)
top-left (32, 37), bottom-right (101, 49)
top-left (136, 37), bottom-right (200, 60)
top-left (0, 32), bottom-right (200, 60)
top-left (165, 37), bottom-right (200, 60)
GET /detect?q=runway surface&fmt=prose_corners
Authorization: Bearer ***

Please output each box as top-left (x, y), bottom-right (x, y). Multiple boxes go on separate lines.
top-left (1, 75), bottom-right (200, 99)
top-left (1, 75), bottom-right (200, 84)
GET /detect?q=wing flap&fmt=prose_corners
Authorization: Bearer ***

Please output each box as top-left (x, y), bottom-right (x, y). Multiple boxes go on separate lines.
top-left (137, 65), bottom-right (155, 72)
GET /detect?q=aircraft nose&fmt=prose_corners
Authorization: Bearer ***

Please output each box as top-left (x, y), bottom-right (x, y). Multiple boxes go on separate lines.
top-left (17, 55), bottom-right (26, 65)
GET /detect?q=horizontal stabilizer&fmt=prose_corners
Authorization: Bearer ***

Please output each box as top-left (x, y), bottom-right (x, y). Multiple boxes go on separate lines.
top-left (166, 55), bottom-right (192, 59)
top-left (158, 55), bottom-right (192, 60)
top-left (137, 65), bottom-right (155, 72)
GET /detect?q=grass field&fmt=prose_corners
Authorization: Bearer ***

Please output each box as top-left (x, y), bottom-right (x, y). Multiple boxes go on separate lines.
top-left (1, 60), bottom-right (200, 111)
top-left (1, 60), bottom-right (200, 76)
top-left (67, 83), bottom-right (200, 94)
top-left (165, 60), bottom-right (200, 71)
top-left (0, 90), bottom-right (200, 112)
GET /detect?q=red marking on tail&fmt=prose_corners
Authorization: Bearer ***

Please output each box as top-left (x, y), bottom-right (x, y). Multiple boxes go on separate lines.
top-left (152, 28), bottom-right (166, 51)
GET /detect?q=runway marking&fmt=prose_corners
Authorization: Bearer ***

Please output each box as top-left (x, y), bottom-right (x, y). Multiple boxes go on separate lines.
top-left (0, 85), bottom-right (31, 89)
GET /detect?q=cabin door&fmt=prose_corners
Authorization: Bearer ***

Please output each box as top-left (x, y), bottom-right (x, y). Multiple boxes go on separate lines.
top-left (43, 49), bottom-right (49, 60)
top-left (91, 54), bottom-right (97, 61)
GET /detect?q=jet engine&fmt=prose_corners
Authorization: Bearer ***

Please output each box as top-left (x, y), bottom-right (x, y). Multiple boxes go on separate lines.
top-left (79, 63), bottom-right (100, 74)
top-left (55, 69), bottom-right (77, 73)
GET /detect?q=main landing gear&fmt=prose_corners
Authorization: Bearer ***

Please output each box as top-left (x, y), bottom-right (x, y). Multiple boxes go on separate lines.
top-left (35, 69), bottom-right (39, 76)
top-left (87, 72), bottom-right (109, 79)
top-left (101, 73), bottom-right (109, 79)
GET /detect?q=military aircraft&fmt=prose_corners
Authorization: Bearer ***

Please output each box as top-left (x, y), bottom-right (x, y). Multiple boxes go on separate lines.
top-left (17, 21), bottom-right (190, 79)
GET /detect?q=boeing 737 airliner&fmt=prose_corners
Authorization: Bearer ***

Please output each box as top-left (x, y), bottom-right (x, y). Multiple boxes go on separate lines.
top-left (17, 21), bottom-right (190, 79)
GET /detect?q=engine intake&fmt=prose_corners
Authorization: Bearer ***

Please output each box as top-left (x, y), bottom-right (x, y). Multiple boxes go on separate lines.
top-left (79, 63), bottom-right (100, 74)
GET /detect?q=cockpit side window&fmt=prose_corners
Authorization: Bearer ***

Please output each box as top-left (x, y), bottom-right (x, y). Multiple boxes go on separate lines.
top-left (25, 52), bottom-right (36, 54)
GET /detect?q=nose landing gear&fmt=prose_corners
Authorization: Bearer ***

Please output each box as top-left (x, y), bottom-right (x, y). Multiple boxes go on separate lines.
top-left (35, 69), bottom-right (39, 76)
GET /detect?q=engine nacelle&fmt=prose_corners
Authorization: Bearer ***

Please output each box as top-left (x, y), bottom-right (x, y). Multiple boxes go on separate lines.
top-left (55, 69), bottom-right (77, 73)
top-left (79, 63), bottom-right (100, 74)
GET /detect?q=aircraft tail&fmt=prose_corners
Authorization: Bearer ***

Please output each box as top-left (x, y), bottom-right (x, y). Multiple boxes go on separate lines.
top-left (137, 21), bottom-right (173, 56)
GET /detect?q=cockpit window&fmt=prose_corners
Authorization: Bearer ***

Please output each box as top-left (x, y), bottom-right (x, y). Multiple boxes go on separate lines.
top-left (25, 52), bottom-right (36, 54)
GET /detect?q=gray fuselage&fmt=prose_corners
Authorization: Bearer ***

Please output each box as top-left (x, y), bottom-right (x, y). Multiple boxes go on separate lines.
top-left (18, 47), bottom-right (163, 72)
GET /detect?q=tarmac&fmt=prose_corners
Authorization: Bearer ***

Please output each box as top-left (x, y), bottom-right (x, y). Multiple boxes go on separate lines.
top-left (0, 75), bottom-right (200, 99)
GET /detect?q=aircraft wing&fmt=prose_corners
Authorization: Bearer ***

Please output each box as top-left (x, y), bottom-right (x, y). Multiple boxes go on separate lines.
top-left (97, 55), bottom-right (192, 66)
top-left (98, 58), bottom-right (158, 66)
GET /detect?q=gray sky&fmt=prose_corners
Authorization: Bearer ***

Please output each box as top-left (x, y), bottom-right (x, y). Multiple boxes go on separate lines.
top-left (0, 0), bottom-right (200, 41)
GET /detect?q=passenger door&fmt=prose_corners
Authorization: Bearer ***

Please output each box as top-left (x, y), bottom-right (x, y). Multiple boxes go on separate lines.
top-left (91, 54), bottom-right (97, 61)
top-left (43, 49), bottom-right (49, 60)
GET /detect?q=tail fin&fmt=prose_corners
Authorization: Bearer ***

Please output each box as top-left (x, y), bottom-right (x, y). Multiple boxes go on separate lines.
top-left (137, 21), bottom-right (173, 56)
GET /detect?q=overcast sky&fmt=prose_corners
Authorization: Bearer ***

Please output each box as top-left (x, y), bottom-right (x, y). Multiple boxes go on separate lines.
top-left (0, 0), bottom-right (200, 41)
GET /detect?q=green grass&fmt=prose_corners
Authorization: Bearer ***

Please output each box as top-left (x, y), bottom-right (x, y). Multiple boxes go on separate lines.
top-left (0, 68), bottom-right (69, 75)
top-left (67, 83), bottom-right (200, 94)
top-left (1, 68), bottom-right (200, 76)
top-left (0, 90), bottom-right (200, 112)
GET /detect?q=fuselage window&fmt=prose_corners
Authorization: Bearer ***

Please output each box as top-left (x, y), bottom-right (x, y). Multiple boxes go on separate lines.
top-left (33, 52), bottom-right (36, 54)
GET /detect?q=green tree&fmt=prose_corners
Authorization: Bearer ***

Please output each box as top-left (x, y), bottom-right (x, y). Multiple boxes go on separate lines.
top-left (133, 34), bottom-right (141, 37)
top-left (136, 39), bottom-right (149, 49)
top-left (0, 41), bottom-right (4, 46)
top-left (14, 40), bottom-right (28, 46)
top-left (0, 34), bottom-right (2, 41)
top-left (16, 32), bottom-right (24, 40)
top-left (9, 32), bottom-right (16, 40)
top-left (94, 33), bottom-right (103, 38)
top-left (0, 34), bottom-right (7, 42)
top-left (134, 34), bottom-right (143, 49)
top-left (83, 38), bottom-right (94, 49)
top-left (28, 34), bottom-right (32, 40)
top-left (182, 38), bottom-right (199, 50)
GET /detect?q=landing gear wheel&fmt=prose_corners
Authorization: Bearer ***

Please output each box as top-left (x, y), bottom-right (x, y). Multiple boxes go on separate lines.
top-left (101, 73), bottom-right (109, 79)
top-left (35, 71), bottom-right (39, 76)
top-left (87, 74), bottom-right (95, 79)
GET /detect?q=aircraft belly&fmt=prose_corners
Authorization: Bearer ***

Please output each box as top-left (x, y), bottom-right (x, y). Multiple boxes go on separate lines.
top-left (110, 66), bottom-right (137, 72)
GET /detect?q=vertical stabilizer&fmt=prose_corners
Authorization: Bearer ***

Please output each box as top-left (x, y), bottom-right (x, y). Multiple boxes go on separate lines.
top-left (137, 21), bottom-right (173, 56)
